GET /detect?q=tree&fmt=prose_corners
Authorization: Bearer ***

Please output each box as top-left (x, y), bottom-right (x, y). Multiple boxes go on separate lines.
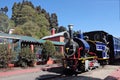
top-left (12, 5), bottom-right (37, 26)
top-left (41, 41), bottom-right (56, 62)
top-left (0, 8), bottom-right (4, 13)
top-left (35, 6), bottom-right (41, 14)
top-left (12, 26), bottom-right (24, 35)
top-left (0, 13), bottom-right (14, 33)
top-left (58, 26), bottom-right (67, 33)
top-left (11, 1), bottom-right (51, 38)
top-left (21, 21), bottom-right (45, 38)
top-left (4, 6), bottom-right (8, 14)
top-left (13, 21), bottom-right (50, 39)
top-left (22, 0), bottom-right (34, 8)
top-left (50, 13), bottom-right (58, 32)
top-left (0, 6), bottom-right (8, 14)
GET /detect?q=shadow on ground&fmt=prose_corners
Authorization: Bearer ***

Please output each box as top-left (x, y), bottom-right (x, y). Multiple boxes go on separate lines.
top-left (110, 59), bottom-right (120, 66)
top-left (36, 66), bottom-right (118, 80)
top-left (36, 75), bottom-right (118, 80)
top-left (35, 67), bottom-right (102, 80)
top-left (45, 66), bottom-right (64, 74)
top-left (104, 76), bottom-right (118, 80)
top-left (36, 75), bottom-right (102, 80)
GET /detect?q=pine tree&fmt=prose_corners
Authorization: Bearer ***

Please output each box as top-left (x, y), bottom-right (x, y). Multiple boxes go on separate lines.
top-left (35, 6), bottom-right (41, 14)
top-left (50, 13), bottom-right (58, 32)
top-left (4, 6), bottom-right (8, 14)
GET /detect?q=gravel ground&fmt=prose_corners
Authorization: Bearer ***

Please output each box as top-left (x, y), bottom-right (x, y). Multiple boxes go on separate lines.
top-left (0, 65), bottom-right (119, 80)
top-left (0, 71), bottom-right (60, 80)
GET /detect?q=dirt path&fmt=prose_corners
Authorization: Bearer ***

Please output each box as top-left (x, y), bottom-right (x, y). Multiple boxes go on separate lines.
top-left (79, 65), bottom-right (120, 79)
top-left (0, 65), bottom-right (120, 80)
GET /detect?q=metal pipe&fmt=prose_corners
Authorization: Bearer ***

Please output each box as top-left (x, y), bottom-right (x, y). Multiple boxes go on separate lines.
top-left (68, 24), bottom-right (73, 39)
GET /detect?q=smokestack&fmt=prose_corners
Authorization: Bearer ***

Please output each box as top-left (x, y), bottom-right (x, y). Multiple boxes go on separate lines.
top-left (51, 28), bottom-right (56, 35)
top-left (68, 24), bottom-right (73, 39)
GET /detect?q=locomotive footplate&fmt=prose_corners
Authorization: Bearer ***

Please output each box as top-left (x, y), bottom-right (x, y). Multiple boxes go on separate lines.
top-left (78, 56), bottom-right (97, 61)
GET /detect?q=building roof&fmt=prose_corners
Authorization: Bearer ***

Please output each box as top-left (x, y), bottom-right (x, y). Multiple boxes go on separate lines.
top-left (42, 31), bottom-right (67, 39)
top-left (0, 33), bottom-right (38, 43)
top-left (20, 36), bottom-right (38, 42)
top-left (38, 39), bottom-right (65, 46)
top-left (0, 33), bottom-right (20, 39)
top-left (0, 33), bottom-right (65, 45)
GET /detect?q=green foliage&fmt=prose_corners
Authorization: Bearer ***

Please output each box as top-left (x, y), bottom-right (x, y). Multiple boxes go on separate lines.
top-left (42, 40), bottom-right (56, 61)
top-left (13, 21), bottom-right (50, 39)
top-left (12, 26), bottom-right (24, 35)
top-left (0, 43), bottom-right (16, 68)
top-left (12, 5), bottom-right (36, 25)
top-left (53, 52), bottom-right (64, 63)
top-left (11, 1), bottom-right (52, 39)
top-left (54, 52), bottom-right (64, 59)
top-left (58, 26), bottom-right (67, 33)
top-left (0, 13), bottom-right (15, 33)
top-left (0, 1), bottom-right (59, 38)
top-left (50, 13), bottom-right (58, 32)
top-left (18, 46), bottom-right (36, 67)
top-left (0, 6), bottom-right (8, 14)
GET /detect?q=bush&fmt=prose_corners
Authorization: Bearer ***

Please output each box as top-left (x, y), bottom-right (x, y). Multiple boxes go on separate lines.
top-left (53, 52), bottom-right (64, 59)
top-left (52, 52), bottom-right (64, 63)
top-left (41, 40), bottom-right (56, 62)
top-left (0, 43), bottom-right (16, 68)
top-left (18, 46), bottom-right (36, 68)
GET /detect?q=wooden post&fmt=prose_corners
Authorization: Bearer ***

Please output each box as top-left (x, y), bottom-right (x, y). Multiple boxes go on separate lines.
top-left (30, 44), bottom-right (34, 53)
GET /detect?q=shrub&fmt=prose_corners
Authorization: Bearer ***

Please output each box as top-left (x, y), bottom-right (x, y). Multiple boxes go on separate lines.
top-left (0, 43), bottom-right (16, 68)
top-left (18, 46), bottom-right (36, 68)
top-left (41, 40), bottom-right (56, 62)
top-left (52, 52), bottom-right (65, 63)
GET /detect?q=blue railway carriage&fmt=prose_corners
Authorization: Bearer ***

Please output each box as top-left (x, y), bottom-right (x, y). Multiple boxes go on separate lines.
top-left (113, 37), bottom-right (120, 59)
top-left (83, 31), bottom-right (120, 64)
top-left (108, 35), bottom-right (120, 62)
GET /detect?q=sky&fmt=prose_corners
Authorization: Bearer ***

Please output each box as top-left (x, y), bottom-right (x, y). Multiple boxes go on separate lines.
top-left (0, 0), bottom-right (120, 37)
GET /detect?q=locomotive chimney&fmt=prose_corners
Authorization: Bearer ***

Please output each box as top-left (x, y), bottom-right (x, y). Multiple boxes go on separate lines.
top-left (68, 24), bottom-right (73, 39)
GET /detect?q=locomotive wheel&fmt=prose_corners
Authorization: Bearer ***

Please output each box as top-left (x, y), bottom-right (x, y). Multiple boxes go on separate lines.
top-left (77, 63), bottom-right (85, 72)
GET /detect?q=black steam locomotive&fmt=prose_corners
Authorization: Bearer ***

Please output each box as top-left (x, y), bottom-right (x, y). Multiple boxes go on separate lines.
top-left (63, 25), bottom-right (120, 74)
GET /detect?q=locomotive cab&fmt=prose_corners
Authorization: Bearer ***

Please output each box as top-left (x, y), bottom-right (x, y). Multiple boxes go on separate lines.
top-left (83, 31), bottom-right (110, 64)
